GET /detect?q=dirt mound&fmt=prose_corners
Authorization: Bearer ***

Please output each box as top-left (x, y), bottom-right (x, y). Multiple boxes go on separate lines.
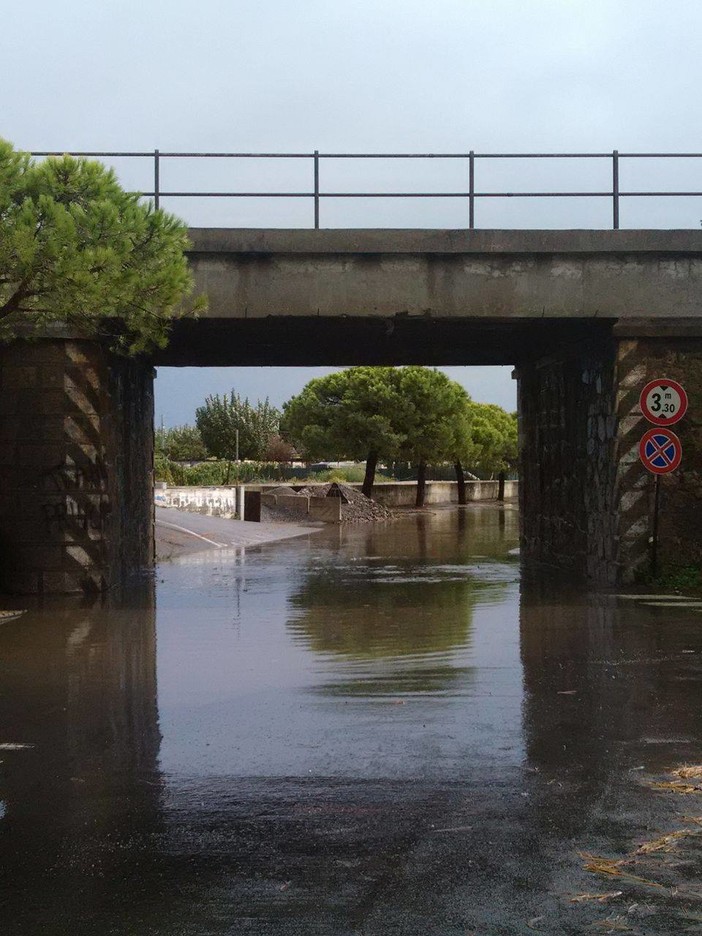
top-left (297, 482), bottom-right (393, 523)
top-left (265, 485), bottom-right (303, 498)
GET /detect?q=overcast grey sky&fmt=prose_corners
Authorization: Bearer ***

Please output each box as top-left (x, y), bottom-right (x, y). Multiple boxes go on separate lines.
top-left (3, 0), bottom-right (701, 424)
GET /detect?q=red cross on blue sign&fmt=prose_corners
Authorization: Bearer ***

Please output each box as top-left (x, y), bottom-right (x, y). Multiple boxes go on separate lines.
top-left (638, 427), bottom-right (682, 475)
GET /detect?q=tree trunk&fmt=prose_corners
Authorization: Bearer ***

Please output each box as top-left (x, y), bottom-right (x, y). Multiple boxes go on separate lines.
top-left (362, 449), bottom-right (378, 499)
top-left (497, 470), bottom-right (506, 502)
top-left (454, 460), bottom-right (466, 505)
top-left (224, 460), bottom-right (232, 485)
top-left (415, 460), bottom-right (427, 507)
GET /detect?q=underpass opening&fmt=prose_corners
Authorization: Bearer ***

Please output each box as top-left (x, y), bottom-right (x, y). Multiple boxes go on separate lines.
top-left (153, 314), bottom-right (619, 585)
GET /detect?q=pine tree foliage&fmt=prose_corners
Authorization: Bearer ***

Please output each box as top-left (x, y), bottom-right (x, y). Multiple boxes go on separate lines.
top-left (463, 402), bottom-right (518, 474)
top-left (391, 366), bottom-right (471, 464)
top-left (281, 367), bottom-right (404, 462)
top-left (281, 366), bottom-right (518, 497)
top-left (0, 139), bottom-right (204, 352)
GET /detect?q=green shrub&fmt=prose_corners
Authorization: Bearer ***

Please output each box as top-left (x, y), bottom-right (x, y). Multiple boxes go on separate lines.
top-left (154, 460), bottom-right (393, 486)
top-left (645, 564), bottom-right (702, 595)
top-left (308, 466), bottom-right (380, 483)
top-left (154, 453), bottom-right (174, 484)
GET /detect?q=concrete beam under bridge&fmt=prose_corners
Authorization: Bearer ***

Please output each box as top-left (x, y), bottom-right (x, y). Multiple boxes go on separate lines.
top-left (156, 317), bottom-right (616, 368)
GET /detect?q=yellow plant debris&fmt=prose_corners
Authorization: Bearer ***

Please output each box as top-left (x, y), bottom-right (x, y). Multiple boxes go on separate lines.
top-left (672, 765), bottom-right (702, 780)
top-left (570, 891), bottom-right (623, 903)
top-left (579, 853), bottom-right (666, 890)
top-left (635, 830), bottom-right (693, 854)
top-left (649, 781), bottom-right (702, 794)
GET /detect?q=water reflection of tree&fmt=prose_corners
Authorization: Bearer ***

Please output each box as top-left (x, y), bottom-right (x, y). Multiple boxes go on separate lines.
top-left (289, 508), bottom-right (516, 667)
top-left (349, 505), bottom-right (520, 567)
top-left (288, 576), bottom-right (481, 660)
top-left (287, 511), bottom-right (516, 701)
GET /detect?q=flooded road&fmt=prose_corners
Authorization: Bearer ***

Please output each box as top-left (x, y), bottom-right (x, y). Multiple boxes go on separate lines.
top-left (2, 505), bottom-right (702, 934)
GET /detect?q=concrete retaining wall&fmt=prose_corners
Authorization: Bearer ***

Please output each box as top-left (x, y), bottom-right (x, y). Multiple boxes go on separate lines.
top-left (349, 480), bottom-right (518, 507)
top-left (155, 480), bottom-right (516, 520)
top-left (156, 485), bottom-right (241, 518)
top-left (261, 491), bottom-right (342, 523)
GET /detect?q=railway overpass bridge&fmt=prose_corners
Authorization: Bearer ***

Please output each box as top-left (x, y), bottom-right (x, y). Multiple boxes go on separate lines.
top-left (1, 227), bottom-right (701, 593)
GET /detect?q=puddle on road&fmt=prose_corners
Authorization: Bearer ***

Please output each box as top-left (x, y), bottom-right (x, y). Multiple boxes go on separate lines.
top-left (1, 504), bottom-right (701, 935)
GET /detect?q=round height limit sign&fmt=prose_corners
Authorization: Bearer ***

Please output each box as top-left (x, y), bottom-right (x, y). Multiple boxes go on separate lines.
top-left (639, 378), bottom-right (688, 426)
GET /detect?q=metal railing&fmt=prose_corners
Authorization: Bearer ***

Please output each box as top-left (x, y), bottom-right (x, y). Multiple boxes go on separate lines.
top-left (29, 150), bottom-right (702, 229)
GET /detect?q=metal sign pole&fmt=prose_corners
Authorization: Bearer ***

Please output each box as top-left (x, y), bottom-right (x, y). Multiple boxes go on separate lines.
top-left (638, 378), bottom-right (688, 579)
top-left (651, 474), bottom-right (661, 577)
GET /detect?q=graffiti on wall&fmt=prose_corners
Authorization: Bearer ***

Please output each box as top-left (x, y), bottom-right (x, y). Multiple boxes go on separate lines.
top-left (41, 455), bottom-right (111, 535)
top-left (41, 458), bottom-right (108, 492)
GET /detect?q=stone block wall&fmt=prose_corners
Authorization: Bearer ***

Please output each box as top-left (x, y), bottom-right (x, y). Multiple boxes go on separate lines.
top-left (518, 335), bottom-right (702, 586)
top-left (614, 338), bottom-right (702, 581)
top-left (0, 339), bottom-right (154, 595)
top-left (109, 351), bottom-right (156, 589)
top-left (517, 337), bottom-right (620, 584)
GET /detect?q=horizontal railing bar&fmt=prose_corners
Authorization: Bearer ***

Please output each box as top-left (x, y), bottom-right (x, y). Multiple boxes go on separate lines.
top-left (30, 151), bottom-right (316, 158)
top-left (151, 192), bottom-right (314, 198)
top-left (320, 153), bottom-right (615, 159)
top-left (322, 191), bottom-right (612, 198)
top-left (618, 153), bottom-right (702, 159)
top-left (30, 150), bottom-right (702, 159)
top-left (620, 191), bottom-right (702, 196)
top-left (31, 151), bottom-right (602, 159)
top-left (147, 152), bottom-right (314, 159)
top-left (31, 151), bottom-right (157, 158)
top-left (477, 153), bottom-right (702, 159)
top-left (143, 191), bottom-right (612, 199)
top-left (136, 190), bottom-right (702, 199)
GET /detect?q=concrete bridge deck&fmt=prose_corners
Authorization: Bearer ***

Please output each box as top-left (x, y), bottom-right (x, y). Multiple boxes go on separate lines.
top-left (157, 228), bottom-right (702, 367)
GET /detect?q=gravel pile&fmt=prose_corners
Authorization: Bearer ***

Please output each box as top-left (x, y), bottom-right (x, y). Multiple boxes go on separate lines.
top-left (297, 482), bottom-right (393, 523)
top-left (265, 485), bottom-right (301, 498)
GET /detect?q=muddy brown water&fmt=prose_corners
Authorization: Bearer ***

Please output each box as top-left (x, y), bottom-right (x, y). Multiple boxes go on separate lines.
top-left (1, 504), bottom-right (702, 934)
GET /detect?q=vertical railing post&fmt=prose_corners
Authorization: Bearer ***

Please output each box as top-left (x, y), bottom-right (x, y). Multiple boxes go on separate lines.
top-left (612, 149), bottom-right (619, 229)
top-left (469, 150), bottom-right (475, 229)
top-left (154, 148), bottom-right (160, 210)
top-left (313, 149), bottom-right (320, 229)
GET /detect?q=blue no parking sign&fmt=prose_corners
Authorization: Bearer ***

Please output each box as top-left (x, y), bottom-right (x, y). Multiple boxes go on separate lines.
top-left (638, 427), bottom-right (683, 475)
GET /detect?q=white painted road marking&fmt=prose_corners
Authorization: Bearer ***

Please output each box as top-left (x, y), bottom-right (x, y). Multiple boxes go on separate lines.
top-left (155, 519), bottom-right (227, 548)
